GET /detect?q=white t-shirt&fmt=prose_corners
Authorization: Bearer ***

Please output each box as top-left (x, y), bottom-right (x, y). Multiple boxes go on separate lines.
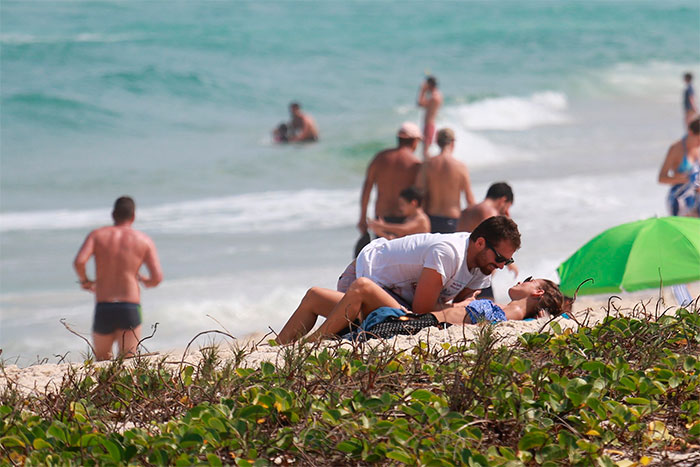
top-left (355, 232), bottom-right (491, 305)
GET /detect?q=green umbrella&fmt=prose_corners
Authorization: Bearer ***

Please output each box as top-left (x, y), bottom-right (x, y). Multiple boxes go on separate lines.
top-left (557, 217), bottom-right (700, 296)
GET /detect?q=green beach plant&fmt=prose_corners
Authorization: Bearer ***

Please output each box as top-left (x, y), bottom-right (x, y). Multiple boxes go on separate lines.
top-left (1, 302), bottom-right (699, 466)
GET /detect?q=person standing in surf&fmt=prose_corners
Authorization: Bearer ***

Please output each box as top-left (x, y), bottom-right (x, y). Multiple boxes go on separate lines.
top-left (417, 75), bottom-right (443, 158)
top-left (73, 196), bottom-right (163, 361)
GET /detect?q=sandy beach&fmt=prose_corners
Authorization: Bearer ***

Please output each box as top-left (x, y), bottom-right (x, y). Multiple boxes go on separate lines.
top-left (4, 283), bottom-right (697, 398)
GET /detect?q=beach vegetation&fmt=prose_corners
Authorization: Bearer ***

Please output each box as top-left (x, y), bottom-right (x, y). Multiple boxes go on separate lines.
top-left (1, 304), bottom-right (699, 465)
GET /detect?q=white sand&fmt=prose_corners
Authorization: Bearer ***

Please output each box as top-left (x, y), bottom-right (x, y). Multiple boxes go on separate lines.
top-left (2, 284), bottom-right (698, 397)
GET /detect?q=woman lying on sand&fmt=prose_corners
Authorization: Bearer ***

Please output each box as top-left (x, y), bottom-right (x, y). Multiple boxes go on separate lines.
top-left (276, 276), bottom-right (565, 344)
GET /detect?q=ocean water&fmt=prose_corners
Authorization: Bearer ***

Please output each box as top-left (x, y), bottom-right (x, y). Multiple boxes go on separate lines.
top-left (1, 0), bottom-right (699, 365)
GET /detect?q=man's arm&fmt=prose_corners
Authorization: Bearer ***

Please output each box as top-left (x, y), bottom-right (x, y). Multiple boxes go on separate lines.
top-left (358, 161), bottom-right (377, 233)
top-left (461, 166), bottom-right (476, 207)
top-left (73, 232), bottom-right (96, 291)
top-left (453, 287), bottom-right (478, 303)
top-left (288, 118), bottom-right (312, 142)
top-left (369, 216), bottom-right (428, 238)
top-left (411, 267), bottom-right (443, 314)
top-left (417, 82), bottom-right (429, 108)
top-left (138, 239), bottom-right (163, 288)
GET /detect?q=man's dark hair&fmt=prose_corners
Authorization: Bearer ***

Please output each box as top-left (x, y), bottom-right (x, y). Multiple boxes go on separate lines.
top-left (426, 76), bottom-right (437, 88)
top-left (470, 215), bottom-right (521, 250)
top-left (400, 186), bottom-right (423, 207)
top-left (112, 196), bottom-right (135, 223)
top-left (684, 72), bottom-right (693, 82)
top-left (289, 102), bottom-right (300, 110)
top-left (485, 182), bottom-right (514, 203)
top-left (690, 116), bottom-right (700, 136)
top-left (397, 136), bottom-right (417, 147)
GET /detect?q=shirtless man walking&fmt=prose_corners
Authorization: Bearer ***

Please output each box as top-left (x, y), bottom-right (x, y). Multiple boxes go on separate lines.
top-left (417, 128), bottom-right (476, 233)
top-left (356, 122), bottom-right (422, 254)
top-left (417, 76), bottom-right (443, 158)
top-left (288, 102), bottom-right (319, 142)
top-left (73, 196), bottom-right (163, 361)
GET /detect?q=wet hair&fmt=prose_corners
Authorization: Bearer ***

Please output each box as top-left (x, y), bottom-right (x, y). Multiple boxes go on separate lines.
top-left (470, 215), bottom-right (521, 250)
top-left (426, 76), bottom-right (437, 87)
top-left (533, 279), bottom-right (567, 317)
top-left (400, 186), bottom-right (423, 207)
top-left (112, 196), bottom-right (135, 223)
top-left (485, 182), bottom-right (514, 203)
top-left (289, 102), bottom-right (300, 110)
top-left (689, 116), bottom-right (700, 136)
top-left (685, 72), bottom-right (693, 82)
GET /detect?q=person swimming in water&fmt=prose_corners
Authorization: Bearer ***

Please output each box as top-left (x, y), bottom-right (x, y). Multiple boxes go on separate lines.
top-left (658, 116), bottom-right (700, 217)
top-left (276, 274), bottom-right (565, 344)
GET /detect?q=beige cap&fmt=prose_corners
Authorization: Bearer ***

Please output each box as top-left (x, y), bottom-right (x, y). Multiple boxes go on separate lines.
top-left (436, 128), bottom-right (455, 146)
top-left (397, 122), bottom-right (423, 140)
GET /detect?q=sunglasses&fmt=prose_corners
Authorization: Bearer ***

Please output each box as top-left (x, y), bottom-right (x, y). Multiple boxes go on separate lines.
top-left (485, 240), bottom-right (515, 265)
top-left (523, 276), bottom-right (533, 283)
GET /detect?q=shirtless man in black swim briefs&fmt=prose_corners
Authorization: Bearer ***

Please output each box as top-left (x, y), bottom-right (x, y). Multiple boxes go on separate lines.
top-left (73, 196), bottom-right (163, 360)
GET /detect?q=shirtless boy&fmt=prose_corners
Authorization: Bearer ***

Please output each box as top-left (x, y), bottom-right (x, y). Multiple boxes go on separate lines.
top-left (288, 102), bottom-right (319, 142)
top-left (368, 186), bottom-right (430, 239)
top-left (356, 122), bottom-right (422, 253)
top-left (417, 128), bottom-right (476, 233)
top-left (457, 182), bottom-right (514, 232)
top-left (417, 76), bottom-right (443, 158)
top-left (73, 196), bottom-right (163, 360)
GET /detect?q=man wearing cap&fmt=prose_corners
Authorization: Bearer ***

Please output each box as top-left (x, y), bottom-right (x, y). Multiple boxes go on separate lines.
top-left (355, 122), bottom-right (422, 255)
top-left (417, 128), bottom-right (476, 233)
top-left (417, 76), bottom-right (443, 158)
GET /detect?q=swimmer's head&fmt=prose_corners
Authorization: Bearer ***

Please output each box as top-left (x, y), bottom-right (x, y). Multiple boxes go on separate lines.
top-left (684, 72), bottom-right (693, 83)
top-left (426, 76), bottom-right (438, 88)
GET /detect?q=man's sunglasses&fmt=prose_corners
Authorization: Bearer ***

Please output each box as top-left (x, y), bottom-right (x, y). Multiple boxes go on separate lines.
top-left (485, 241), bottom-right (515, 265)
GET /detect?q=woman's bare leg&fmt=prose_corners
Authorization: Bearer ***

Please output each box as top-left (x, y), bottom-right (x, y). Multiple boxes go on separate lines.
top-left (276, 287), bottom-right (344, 344)
top-left (308, 277), bottom-right (401, 341)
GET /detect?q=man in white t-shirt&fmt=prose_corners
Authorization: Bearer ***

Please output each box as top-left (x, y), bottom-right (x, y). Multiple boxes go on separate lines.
top-left (337, 216), bottom-right (521, 314)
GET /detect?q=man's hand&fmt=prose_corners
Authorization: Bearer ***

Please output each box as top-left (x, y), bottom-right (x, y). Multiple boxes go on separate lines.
top-left (453, 290), bottom-right (480, 307)
top-left (357, 217), bottom-right (368, 234)
top-left (79, 279), bottom-right (95, 292)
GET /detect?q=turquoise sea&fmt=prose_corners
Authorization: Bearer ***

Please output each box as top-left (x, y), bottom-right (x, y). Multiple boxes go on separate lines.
top-left (2, 1), bottom-right (699, 365)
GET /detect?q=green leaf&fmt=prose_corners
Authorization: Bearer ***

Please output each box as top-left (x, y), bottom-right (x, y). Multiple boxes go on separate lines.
top-left (100, 438), bottom-right (122, 462)
top-left (182, 366), bottom-right (194, 386)
top-left (0, 436), bottom-right (26, 448)
top-left (336, 440), bottom-right (361, 454)
top-left (518, 431), bottom-right (548, 451)
top-left (386, 448), bottom-right (414, 463)
top-left (261, 362), bottom-right (275, 376)
top-left (47, 425), bottom-right (67, 444)
top-left (207, 453), bottom-right (223, 466)
top-left (625, 397), bottom-right (650, 406)
top-left (411, 389), bottom-right (435, 401)
top-left (32, 438), bottom-right (52, 450)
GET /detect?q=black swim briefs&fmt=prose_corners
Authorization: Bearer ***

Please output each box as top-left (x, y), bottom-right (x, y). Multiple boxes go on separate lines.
top-left (93, 302), bottom-right (142, 334)
top-left (429, 215), bottom-right (458, 234)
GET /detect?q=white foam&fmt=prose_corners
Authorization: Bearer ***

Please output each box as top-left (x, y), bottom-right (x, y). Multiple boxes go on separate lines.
top-left (0, 189), bottom-right (358, 234)
top-left (0, 32), bottom-right (146, 45)
top-left (443, 91), bottom-right (571, 131)
top-left (581, 61), bottom-right (700, 103)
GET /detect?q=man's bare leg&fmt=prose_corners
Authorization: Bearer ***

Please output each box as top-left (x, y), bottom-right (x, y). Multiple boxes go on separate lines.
top-left (116, 325), bottom-right (141, 358)
top-left (308, 278), bottom-right (401, 342)
top-left (276, 287), bottom-right (344, 344)
top-left (92, 332), bottom-right (115, 361)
